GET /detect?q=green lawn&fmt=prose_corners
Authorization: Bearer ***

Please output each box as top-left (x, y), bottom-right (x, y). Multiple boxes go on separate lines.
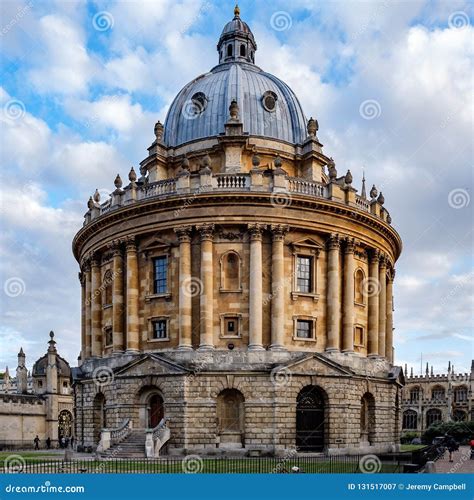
top-left (2, 458), bottom-right (404, 474)
top-left (0, 452), bottom-right (62, 460)
top-left (400, 444), bottom-right (426, 452)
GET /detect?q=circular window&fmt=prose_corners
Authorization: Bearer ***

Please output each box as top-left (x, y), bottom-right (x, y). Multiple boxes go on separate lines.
top-left (189, 92), bottom-right (207, 115)
top-left (262, 91), bottom-right (278, 112)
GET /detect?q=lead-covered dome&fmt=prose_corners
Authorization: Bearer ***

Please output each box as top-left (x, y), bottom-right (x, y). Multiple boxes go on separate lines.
top-left (163, 7), bottom-right (307, 148)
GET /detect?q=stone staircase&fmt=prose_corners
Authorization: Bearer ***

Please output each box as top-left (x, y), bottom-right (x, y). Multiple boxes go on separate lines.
top-left (101, 429), bottom-right (147, 459)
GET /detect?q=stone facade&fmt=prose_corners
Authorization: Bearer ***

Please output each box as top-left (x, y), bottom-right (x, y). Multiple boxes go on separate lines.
top-left (401, 361), bottom-right (473, 435)
top-left (72, 8), bottom-right (403, 456)
top-left (0, 333), bottom-right (73, 446)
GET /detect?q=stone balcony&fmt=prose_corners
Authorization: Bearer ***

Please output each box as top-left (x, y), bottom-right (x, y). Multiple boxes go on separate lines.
top-left (84, 170), bottom-right (391, 226)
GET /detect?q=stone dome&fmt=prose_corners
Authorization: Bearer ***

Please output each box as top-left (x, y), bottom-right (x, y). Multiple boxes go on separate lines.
top-left (32, 354), bottom-right (71, 377)
top-left (163, 9), bottom-right (307, 147)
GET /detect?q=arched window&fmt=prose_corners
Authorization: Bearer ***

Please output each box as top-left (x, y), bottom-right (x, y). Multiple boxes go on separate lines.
top-left (240, 44), bottom-right (246, 57)
top-left (431, 386), bottom-right (445, 402)
top-left (93, 393), bottom-right (106, 443)
top-left (354, 269), bottom-right (365, 304)
top-left (360, 393), bottom-right (375, 445)
top-left (453, 410), bottom-right (467, 422)
top-left (426, 408), bottom-right (442, 427)
top-left (402, 410), bottom-right (418, 430)
top-left (103, 270), bottom-right (113, 306)
top-left (454, 386), bottom-right (468, 403)
top-left (227, 44), bottom-right (233, 57)
top-left (220, 251), bottom-right (241, 291)
top-left (409, 387), bottom-right (421, 403)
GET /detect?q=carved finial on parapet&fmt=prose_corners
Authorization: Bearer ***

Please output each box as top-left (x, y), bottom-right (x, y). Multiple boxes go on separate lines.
top-left (425, 362), bottom-right (429, 376)
top-left (327, 157), bottom-right (337, 181)
top-left (361, 171), bottom-right (367, 199)
top-left (370, 184), bottom-right (378, 200)
top-left (431, 365), bottom-right (434, 377)
top-left (200, 154), bottom-right (212, 174)
top-left (87, 196), bottom-right (94, 210)
top-left (410, 367), bottom-right (413, 377)
top-left (404, 363), bottom-right (408, 376)
top-left (93, 189), bottom-right (101, 203)
top-left (129, 167), bottom-right (137, 183)
top-left (377, 191), bottom-right (385, 205)
top-left (114, 174), bottom-right (123, 191)
top-left (154, 120), bottom-right (164, 143)
top-left (229, 99), bottom-right (239, 121)
top-left (344, 170), bottom-right (353, 186)
top-left (307, 117), bottom-right (318, 138)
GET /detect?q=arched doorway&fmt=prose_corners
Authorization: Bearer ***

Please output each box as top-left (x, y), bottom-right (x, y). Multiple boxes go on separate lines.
top-left (216, 389), bottom-right (245, 448)
top-left (92, 393), bottom-right (106, 444)
top-left (148, 394), bottom-right (164, 428)
top-left (296, 386), bottom-right (326, 452)
top-left (58, 410), bottom-right (73, 440)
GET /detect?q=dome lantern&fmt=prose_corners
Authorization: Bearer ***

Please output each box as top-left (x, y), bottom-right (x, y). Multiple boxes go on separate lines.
top-left (217, 5), bottom-right (257, 65)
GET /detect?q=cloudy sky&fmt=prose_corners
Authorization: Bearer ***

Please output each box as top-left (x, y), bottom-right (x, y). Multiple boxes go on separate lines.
top-left (0, 0), bottom-right (472, 376)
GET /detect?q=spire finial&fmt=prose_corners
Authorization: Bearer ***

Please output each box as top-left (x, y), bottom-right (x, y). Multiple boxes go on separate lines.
top-left (234, 4), bottom-right (240, 17)
top-left (361, 170), bottom-right (367, 199)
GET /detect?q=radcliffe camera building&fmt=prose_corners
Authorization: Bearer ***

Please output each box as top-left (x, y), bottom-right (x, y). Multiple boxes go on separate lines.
top-left (72, 8), bottom-right (404, 456)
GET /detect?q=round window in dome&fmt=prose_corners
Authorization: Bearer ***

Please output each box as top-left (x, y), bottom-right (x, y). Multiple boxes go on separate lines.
top-left (186, 92), bottom-right (208, 117)
top-left (262, 91), bottom-right (278, 112)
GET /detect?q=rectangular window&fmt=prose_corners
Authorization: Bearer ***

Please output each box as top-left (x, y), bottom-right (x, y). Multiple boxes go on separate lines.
top-left (354, 326), bottom-right (364, 346)
top-left (104, 327), bottom-right (113, 346)
top-left (296, 320), bottom-right (312, 339)
top-left (153, 256), bottom-right (168, 294)
top-left (153, 319), bottom-right (167, 340)
top-left (296, 256), bottom-right (312, 293)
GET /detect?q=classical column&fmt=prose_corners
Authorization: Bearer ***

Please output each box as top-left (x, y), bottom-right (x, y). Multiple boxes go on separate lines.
top-left (198, 224), bottom-right (215, 350)
top-left (378, 255), bottom-right (387, 357)
top-left (385, 269), bottom-right (394, 363)
top-left (175, 226), bottom-right (193, 350)
top-left (111, 241), bottom-right (124, 353)
top-left (126, 236), bottom-right (140, 352)
top-left (79, 269), bottom-right (86, 362)
top-left (367, 249), bottom-right (380, 357)
top-left (90, 254), bottom-right (102, 357)
top-left (342, 238), bottom-right (355, 352)
top-left (84, 261), bottom-right (92, 359)
top-left (248, 224), bottom-right (265, 351)
top-left (326, 233), bottom-right (341, 351)
top-left (270, 225), bottom-right (289, 350)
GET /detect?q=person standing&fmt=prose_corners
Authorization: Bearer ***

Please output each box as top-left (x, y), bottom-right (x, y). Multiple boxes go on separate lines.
top-left (33, 435), bottom-right (40, 450)
top-left (46, 437), bottom-right (51, 450)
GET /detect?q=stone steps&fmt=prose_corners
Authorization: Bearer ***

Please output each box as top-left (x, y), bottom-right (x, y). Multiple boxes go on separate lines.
top-left (101, 430), bottom-right (147, 459)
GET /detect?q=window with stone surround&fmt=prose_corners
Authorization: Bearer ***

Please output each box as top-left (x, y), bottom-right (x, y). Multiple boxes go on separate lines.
top-left (150, 318), bottom-right (169, 341)
top-left (291, 239), bottom-right (321, 301)
top-left (454, 386), bottom-right (468, 403)
top-left (426, 408), bottom-right (442, 427)
top-left (220, 314), bottom-right (242, 338)
top-left (219, 251), bottom-right (242, 292)
top-left (153, 256), bottom-right (168, 294)
top-left (354, 268), bottom-right (365, 305)
top-left (409, 387), bottom-right (421, 403)
top-left (402, 410), bottom-right (418, 430)
top-left (104, 326), bottom-right (113, 347)
top-left (293, 316), bottom-right (317, 341)
top-left (431, 386), bottom-right (445, 402)
top-left (102, 269), bottom-right (113, 306)
top-left (354, 325), bottom-right (365, 347)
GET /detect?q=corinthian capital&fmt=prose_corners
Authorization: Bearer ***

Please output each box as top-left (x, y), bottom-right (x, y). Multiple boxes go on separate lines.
top-left (174, 226), bottom-right (193, 243)
top-left (197, 223), bottom-right (214, 241)
top-left (326, 233), bottom-right (340, 250)
top-left (270, 224), bottom-right (289, 241)
top-left (248, 223), bottom-right (266, 241)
